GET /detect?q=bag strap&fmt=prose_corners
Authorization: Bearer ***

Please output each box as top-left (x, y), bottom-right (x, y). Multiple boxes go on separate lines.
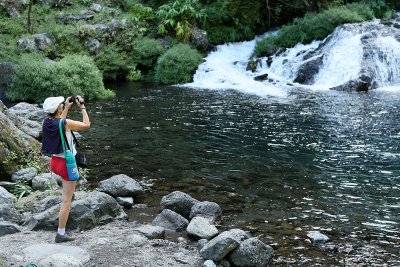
top-left (58, 119), bottom-right (67, 158)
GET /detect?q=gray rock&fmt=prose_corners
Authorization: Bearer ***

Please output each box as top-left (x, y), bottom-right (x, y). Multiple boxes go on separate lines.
top-left (17, 37), bottom-right (35, 51)
top-left (38, 253), bottom-right (83, 267)
top-left (187, 216), bottom-right (219, 240)
top-left (190, 201), bottom-right (222, 223)
top-left (116, 196), bottom-right (133, 208)
top-left (200, 231), bottom-right (240, 261)
top-left (32, 173), bottom-right (59, 191)
top-left (134, 224), bottom-right (165, 239)
top-left (0, 186), bottom-right (16, 204)
top-left (190, 26), bottom-right (209, 52)
top-left (152, 209), bottom-right (189, 232)
top-left (126, 233), bottom-right (149, 247)
top-left (160, 191), bottom-right (199, 219)
top-left (91, 3), bottom-right (101, 12)
top-left (99, 174), bottom-right (143, 197)
top-left (22, 243), bottom-right (90, 265)
top-left (11, 167), bottom-right (38, 183)
top-left (0, 203), bottom-right (23, 224)
top-left (33, 33), bottom-right (54, 51)
top-left (228, 238), bottom-right (274, 267)
top-left (57, 12), bottom-right (94, 23)
top-left (84, 37), bottom-right (101, 53)
top-left (307, 230), bottom-right (330, 243)
top-left (203, 260), bottom-right (217, 267)
top-left (197, 239), bottom-right (208, 250)
top-left (24, 191), bottom-right (125, 231)
top-left (226, 229), bottom-right (251, 243)
top-left (0, 221), bottom-right (20, 237)
top-left (0, 0), bottom-right (25, 16)
top-left (0, 111), bottom-right (42, 176)
top-left (293, 55), bottom-right (324, 84)
top-left (7, 102), bottom-right (46, 122)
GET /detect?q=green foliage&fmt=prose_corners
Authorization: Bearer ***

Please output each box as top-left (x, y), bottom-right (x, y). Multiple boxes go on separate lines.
top-left (201, 0), bottom-right (265, 44)
top-left (130, 37), bottom-right (165, 68)
top-left (94, 44), bottom-right (127, 80)
top-left (11, 180), bottom-right (32, 201)
top-left (155, 43), bottom-right (202, 84)
top-left (128, 3), bottom-right (155, 33)
top-left (0, 17), bottom-right (25, 36)
top-left (3, 150), bottom-right (41, 172)
top-left (39, 23), bottom-right (84, 56)
top-left (7, 54), bottom-right (114, 103)
top-left (156, 0), bottom-right (205, 41)
top-left (254, 3), bottom-right (375, 56)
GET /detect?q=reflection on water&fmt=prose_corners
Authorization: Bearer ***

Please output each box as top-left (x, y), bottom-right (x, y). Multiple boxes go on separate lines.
top-left (79, 82), bottom-right (400, 265)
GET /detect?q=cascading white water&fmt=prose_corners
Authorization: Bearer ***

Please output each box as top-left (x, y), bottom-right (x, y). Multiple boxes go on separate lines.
top-left (185, 38), bottom-right (287, 97)
top-left (310, 29), bottom-right (363, 87)
top-left (372, 36), bottom-right (400, 88)
top-left (186, 19), bottom-right (400, 96)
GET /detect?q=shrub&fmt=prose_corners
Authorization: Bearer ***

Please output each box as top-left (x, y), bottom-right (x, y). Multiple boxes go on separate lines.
top-left (129, 37), bottom-right (165, 69)
top-left (155, 43), bottom-right (202, 84)
top-left (94, 44), bottom-right (127, 80)
top-left (7, 54), bottom-right (114, 103)
top-left (156, 0), bottom-right (205, 41)
top-left (254, 3), bottom-right (375, 56)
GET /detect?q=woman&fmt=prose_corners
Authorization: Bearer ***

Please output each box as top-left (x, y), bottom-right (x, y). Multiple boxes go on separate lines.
top-left (41, 95), bottom-right (90, 243)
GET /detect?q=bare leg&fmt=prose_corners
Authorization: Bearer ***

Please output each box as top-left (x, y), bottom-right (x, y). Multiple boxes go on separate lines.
top-left (58, 180), bottom-right (76, 229)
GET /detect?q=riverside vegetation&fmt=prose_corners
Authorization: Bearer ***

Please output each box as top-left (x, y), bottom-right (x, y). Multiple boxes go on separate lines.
top-left (0, 0), bottom-right (399, 103)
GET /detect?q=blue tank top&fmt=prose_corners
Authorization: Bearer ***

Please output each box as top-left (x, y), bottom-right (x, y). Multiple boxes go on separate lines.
top-left (41, 118), bottom-right (66, 155)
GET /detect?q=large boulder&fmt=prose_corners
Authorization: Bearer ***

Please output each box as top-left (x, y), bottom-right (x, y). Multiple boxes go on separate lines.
top-left (0, 204), bottom-right (23, 224)
top-left (189, 201), bottom-right (222, 223)
top-left (22, 243), bottom-right (90, 266)
top-left (152, 209), bottom-right (189, 232)
top-left (191, 26), bottom-right (209, 52)
top-left (186, 216), bottom-right (218, 240)
top-left (0, 186), bottom-right (16, 204)
top-left (11, 167), bottom-right (37, 183)
top-left (17, 33), bottom-right (54, 52)
top-left (228, 238), bottom-right (274, 267)
top-left (0, 0), bottom-right (26, 17)
top-left (24, 191), bottom-right (126, 231)
top-left (0, 104), bottom-right (43, 177)
top-left (200, 231), bottom-right (240, 261)
top-left (160, 191), bottom-right (199, 219)
top-left (0, 221), bottom-right (20, 237)
top-left (99, 174), bottom-right (143, 197)
top-left (7, 102), bottom-right (46, 122)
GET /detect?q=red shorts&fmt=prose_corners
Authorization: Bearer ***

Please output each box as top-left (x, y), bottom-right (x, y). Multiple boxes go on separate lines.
top-left (50, 156), bottom-right (69, 181)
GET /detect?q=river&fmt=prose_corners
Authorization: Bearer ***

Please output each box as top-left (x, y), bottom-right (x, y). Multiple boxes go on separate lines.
top-left (78, 81), bottom-right (400, 266)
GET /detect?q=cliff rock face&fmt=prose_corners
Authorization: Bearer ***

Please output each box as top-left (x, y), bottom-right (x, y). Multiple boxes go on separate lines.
top-left (0, 100), bottom-right (44, 178)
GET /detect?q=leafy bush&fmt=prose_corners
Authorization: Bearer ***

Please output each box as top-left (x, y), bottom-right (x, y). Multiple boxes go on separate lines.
top-left (94, 44), bottom-right (127, 80)
top-left (0, 17), bottom-right (25, 36)
top-left (155, 43), bottom-right (202, 84)
top-left (128, 3), bottom-right (155, 33)
top-left (130, 37), bottom-right (165, 69)
top-left (7, 54), bottom-right (115, 103)
top-left (157, 0), bottom-right (205, 41)
top-left (254, 3), bottom-right (375, 56)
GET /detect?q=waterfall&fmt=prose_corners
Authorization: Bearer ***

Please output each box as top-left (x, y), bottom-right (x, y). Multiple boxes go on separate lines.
top-left (186, 18), bottom-right (400, 96)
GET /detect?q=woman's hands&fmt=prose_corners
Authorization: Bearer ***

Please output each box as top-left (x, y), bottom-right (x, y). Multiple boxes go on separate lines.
top-left (75, 95), bottom-right (86, 110)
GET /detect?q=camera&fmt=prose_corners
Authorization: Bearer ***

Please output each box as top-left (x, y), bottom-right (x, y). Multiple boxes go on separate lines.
top-left (68, 96), bottom-right (84, 104)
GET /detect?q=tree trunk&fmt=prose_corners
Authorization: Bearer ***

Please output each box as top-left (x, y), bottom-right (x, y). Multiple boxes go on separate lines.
top-left (27, 0), bottom-right (33, 34)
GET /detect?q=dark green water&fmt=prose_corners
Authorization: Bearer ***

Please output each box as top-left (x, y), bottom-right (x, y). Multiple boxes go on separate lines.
top-left (80, 82), bottom-right (399, 265)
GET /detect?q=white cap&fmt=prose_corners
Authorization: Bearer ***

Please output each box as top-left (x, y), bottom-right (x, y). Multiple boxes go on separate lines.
top-left (43, 96), bottom-right (64, 114)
